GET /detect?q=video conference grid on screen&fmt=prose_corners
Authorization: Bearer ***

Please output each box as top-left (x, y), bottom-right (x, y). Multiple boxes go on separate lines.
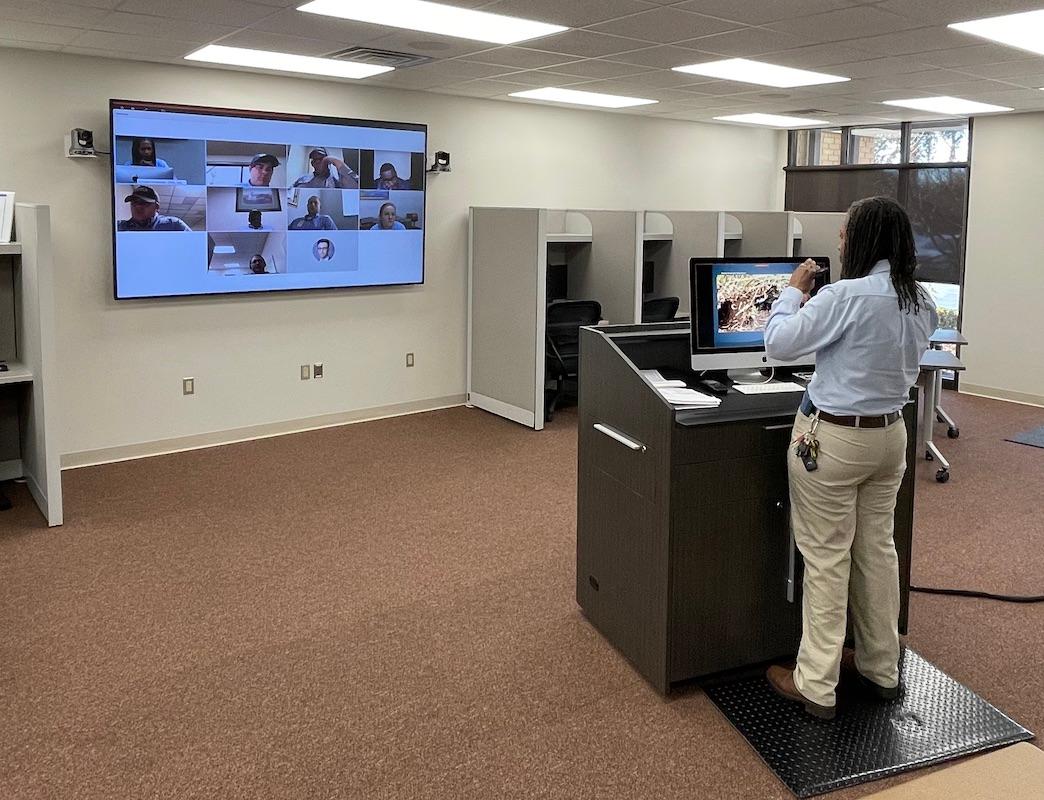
top-left (110, 101), bottom-right (427, 299)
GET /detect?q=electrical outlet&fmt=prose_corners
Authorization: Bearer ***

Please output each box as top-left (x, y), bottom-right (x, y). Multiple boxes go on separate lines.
top-left (182, 377), bottom-right (194, 395)
top-left (406, 352), bottom-right (415, 368)
top-left (300, 364), bottom-right (311, 380)
top-left (313, 362), bottom-right (324, 379)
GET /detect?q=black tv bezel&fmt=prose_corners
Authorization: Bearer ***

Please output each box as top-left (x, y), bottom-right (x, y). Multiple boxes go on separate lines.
top-left (109, 98), bottom-right (428, 301)
top-left (688, 256), bottom-right (831, 356)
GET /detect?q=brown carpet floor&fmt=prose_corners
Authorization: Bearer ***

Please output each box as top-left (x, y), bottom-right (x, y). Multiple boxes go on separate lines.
top-left (0, 391), bottom-right (1040, 799)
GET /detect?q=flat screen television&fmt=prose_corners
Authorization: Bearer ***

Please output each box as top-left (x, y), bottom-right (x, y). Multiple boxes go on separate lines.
top-left (109, 99), bottom-right (427, 299)
top-left (689, 256), bottom-right (830, 371)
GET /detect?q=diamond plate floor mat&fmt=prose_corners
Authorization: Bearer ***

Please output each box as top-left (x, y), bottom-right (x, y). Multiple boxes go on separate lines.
top-left (702, 649), bottom-right (1033, 798)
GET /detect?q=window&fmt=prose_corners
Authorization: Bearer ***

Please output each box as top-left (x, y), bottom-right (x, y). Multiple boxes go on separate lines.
top-left (909, 121), bottom-right (969, 163)
top-left (792, 128), bottom-right (842, 166)
top-left (848, 125), bottom-right (902, 164)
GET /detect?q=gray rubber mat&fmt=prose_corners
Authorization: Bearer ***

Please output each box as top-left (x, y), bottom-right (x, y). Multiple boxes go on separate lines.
top-left (703, 649), bottom-right (1033, 798)
top-left (1006, 425), bottom-right (1044, 449)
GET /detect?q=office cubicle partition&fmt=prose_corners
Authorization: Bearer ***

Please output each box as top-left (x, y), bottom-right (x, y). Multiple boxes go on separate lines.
top-left (468, 206), bottom-right (642, 429)
top-left (791, 212), bottom-right (846, 282)
top-left (641, 211), bottom-right (721, 319)
top-left (725, 211), bottom-right (795, 258)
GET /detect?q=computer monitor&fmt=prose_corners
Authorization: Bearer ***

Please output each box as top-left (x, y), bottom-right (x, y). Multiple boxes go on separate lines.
top-left (114, 165), bottom-right (176, 183)
top-left (689, 256), bottom-right (830, 371)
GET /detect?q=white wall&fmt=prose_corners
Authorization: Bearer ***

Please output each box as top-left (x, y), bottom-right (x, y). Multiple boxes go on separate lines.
top-left (963, 113), bottom-right (1044, 405)
top-left (0, 48), bottom-right (785, 463)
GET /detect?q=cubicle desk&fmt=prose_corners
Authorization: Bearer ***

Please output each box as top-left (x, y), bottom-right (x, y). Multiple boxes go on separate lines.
top-left (576, 323), bottom-right (917, 694)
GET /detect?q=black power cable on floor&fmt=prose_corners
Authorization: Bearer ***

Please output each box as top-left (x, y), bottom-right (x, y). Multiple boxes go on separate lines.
top-left (910, 585), bottom-right (1044, 604)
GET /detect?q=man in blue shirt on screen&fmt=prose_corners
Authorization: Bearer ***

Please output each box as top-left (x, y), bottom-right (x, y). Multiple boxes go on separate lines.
top-left (291, 148), bottom-right (359, 189)
top-left (117, 186), bottom-right (192, 231)
top-left (288, 195), bottom-right (337, 231)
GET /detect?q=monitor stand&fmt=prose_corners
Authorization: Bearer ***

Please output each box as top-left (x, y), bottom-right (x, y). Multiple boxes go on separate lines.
top-left (727, 368), bottom-right (772, 385)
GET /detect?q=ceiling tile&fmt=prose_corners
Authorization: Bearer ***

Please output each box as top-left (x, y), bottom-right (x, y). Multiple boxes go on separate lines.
top-left (760, 42), bottom-right (877, 69)
top-left (248, 8), bottom-right (391, 43)
top-left (0, 39), bottom-right (63, 51)
top-left (948, 58), bottom-right (1044, 80)
top-left (459, 46), bottom-right (579, 70)
top-left (91, 11), bottom-right (237, 42)
top-left (844, 26), bottom-right (989, 58)
top-left (876, 0), bottom-right (1044, 26)
top-left (604, 67), bottom-right (718, 89)
top-left (919, 44), bottom-right (1040, 69)
top-left (67, 29), bottom-right (200, 56)
top-left (112, 0), bottom-right (275, 28)
top-left (816, 55), bottom-right (940, 79)
top-left (431, 78), bottom-right (534, 98)
top-left (677, 26), bottom-right (815, 57)
top-left (483, 69), bottom-right (592, 87)
top-left (588, 7), bottom-right (744, 44)
top-left (524, 29), bottom-right (649, 58)
top-left (46, 0), bottom-right (122, 8)
top-left (607, 44), bottom-right (723, 69)
top-left (538, 59), bottom-right (656, 80)
top-left (0, 20), bottom-right (83, 44)
top-left (673, 0), bottom-right (859, 26)
top-left (479, 0), bottom-right (658, 28)
top-left (0, 0), bottom-right (110, 27)
top-left (766, 7), bottom-right (924, 42)
top-left (218, 30), bottom-right (347, 57)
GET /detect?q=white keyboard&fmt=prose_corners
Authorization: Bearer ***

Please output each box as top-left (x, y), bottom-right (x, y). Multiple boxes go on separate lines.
top-left (733, 382), bottom-right (806, 395)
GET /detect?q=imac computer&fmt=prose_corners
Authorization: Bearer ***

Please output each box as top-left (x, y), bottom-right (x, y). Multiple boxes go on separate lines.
top-left (689, 256), bottom-right (830, 376)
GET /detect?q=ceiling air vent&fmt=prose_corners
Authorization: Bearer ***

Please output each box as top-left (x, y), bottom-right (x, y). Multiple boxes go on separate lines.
top-left (326, 47), bottom-right (432, 69)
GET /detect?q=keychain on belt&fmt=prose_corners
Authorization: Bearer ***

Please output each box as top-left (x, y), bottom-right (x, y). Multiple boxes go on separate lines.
top-left (794, 413), bottom-right (820, 472)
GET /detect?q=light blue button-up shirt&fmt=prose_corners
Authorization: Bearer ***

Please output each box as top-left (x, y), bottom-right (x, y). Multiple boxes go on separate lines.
top-left (765, 260), bottom-right (938, 416)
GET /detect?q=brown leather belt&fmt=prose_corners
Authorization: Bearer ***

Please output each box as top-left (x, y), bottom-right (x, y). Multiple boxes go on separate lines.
top-left (817, 409), bottom-right (901, 428)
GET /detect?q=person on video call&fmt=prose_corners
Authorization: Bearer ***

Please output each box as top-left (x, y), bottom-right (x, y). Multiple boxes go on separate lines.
top-left (314, 238), bottom-right (334, 262)
top-left (375, 162), bottom-right (411, 190)
top-left (375, 202), bottom-right (405, 230)
top-left (249, 254), bottom-right (269, 274)
top-left (117, 185), bottom-right (192, 231)
top-left (291, 148), bottom-right (359, 189)
top-left (125, 138), bottom-right (170, 168)
top-left (245, 153), bottom-right (279, 187)
top-left (761, 197), bottom-right (937, 721)
top-left (289, 195), bottom-right (337, 231)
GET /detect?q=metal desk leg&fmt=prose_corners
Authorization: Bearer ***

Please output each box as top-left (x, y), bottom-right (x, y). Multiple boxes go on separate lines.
top-left (933, 350), bottom-right (959, 439)
top-left (923, 368), bottom-right (950, 483)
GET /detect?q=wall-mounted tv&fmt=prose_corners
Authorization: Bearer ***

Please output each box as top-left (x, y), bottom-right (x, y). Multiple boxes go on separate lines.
top-left (109, 99), bottom-right (427, 299)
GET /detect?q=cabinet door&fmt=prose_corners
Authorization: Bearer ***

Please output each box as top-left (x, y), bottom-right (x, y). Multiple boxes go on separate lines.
top-left (669, 422), bottom-right (801, 682)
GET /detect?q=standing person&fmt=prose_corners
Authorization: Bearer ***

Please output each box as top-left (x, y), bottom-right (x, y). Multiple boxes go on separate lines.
top-left (762, 196), bottom-right (937, 720)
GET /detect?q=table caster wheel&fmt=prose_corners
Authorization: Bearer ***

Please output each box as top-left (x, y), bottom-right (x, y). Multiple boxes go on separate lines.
top-left (947, 427), bottom-right (959, 439)
top-left (925, 450), bottom-right (934, 461)
top-left (937, 413), bottom-right (945, 423)
top-left (936, 469), bottom-right (950, 483)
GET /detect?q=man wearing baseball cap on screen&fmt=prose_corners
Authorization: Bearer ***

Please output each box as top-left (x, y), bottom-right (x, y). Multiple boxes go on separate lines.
top-left (117, 186), bottom-right (192, 231)
top-left (291, 147), bottom-right (359, 189)
top-left (245, 153), bottom-right (280, 187)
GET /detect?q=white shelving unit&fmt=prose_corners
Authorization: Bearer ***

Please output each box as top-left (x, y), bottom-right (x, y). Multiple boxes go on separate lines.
top-left (0, 204), bottom-right (62, 525)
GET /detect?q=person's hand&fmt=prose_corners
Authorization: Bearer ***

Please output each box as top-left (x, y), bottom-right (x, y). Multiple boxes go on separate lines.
top-left (789, 259), bottom-right (823, 293)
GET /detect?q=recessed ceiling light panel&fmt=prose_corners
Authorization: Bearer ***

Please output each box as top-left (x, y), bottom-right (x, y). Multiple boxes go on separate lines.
top-left (673, 58), bottom-right (849, 88)
top-left (185, 45), bottom-right (393, 79)
top-left (714, 113), bottom-right (825, 128)
top-left (509, 88), bottom-right (658, 108)
top-left (882, 96), bottom-right (1012, 114)
top-left (298, 0), bottom-right (568, 44)
top-left (949, 10), bottom-right (1044, 56)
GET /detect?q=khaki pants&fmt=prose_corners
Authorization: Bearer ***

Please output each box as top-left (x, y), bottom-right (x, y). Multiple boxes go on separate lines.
top-left (789, 411), bottom-right (907, 707)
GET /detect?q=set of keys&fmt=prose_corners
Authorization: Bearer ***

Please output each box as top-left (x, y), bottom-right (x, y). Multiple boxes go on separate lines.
top-left (794, 414), bottom-right (820, 472)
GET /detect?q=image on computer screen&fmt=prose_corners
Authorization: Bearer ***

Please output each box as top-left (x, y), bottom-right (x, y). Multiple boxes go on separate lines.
top-left (109, 100), bottom-right (426, 299)
top-left (690, 258), bottom-right (829, 354)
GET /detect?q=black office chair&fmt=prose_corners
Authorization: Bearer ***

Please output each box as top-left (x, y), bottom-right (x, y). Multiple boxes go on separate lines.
top-left (642, 296), bottom-right (680, 323)
top-left (545, 299), bottom-right (602, 422)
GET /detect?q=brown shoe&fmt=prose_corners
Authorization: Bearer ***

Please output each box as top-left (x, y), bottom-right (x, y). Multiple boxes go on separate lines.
top-left (840, 648), bottom-right (900, 700)
top-left (766, 665), bottom-right (836, 720)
